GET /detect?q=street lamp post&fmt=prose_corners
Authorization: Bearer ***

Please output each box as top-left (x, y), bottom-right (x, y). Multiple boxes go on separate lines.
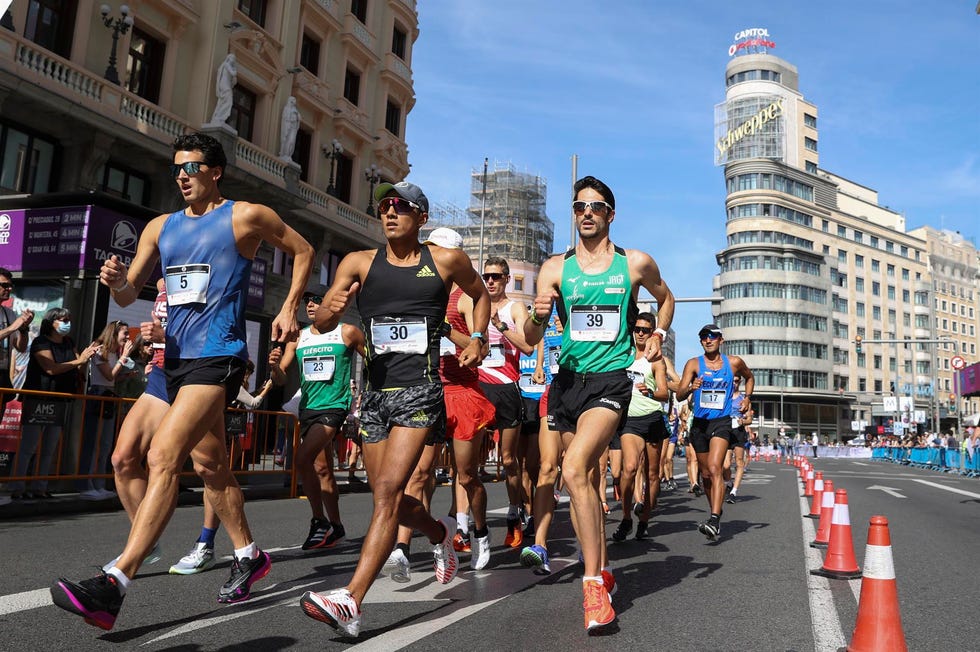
top-left (100, 4), bottom-right (134, 85)
top-left (322, 139), bottom-right (343, 196)
top-left (364, 164), bottom-right (381, 213)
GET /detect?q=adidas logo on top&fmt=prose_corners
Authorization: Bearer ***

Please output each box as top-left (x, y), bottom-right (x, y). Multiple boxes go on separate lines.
top-left (417, 265), bottom-right (436, 278)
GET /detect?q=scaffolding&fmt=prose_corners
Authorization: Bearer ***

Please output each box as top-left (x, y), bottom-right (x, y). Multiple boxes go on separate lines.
top-left (426, 161), bottom-right (555, 267)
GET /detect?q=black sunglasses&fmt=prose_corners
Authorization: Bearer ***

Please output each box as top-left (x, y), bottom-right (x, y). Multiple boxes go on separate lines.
top-left (633, 326), bottom-right (653, 335)
top-left (482, 273), bottom-right (507, 282)
top-left (303, 294), bottom-right (323, 305)
top-left (169, 161), bottom-right (208, 178)
top-left (0, 282), bottom-right (12, 290)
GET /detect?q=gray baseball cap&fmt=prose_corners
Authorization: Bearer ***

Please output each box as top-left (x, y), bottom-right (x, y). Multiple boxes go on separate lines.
top-left (374, 181), bottom-right (429, 212)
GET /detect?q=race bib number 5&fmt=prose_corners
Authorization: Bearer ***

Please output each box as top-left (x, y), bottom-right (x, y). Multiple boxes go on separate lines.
top-left (370, 317), bottom-right (428, 355)
top-left (569, 304), bottom-right (621, 342)
top-left (165, 264), bottom-right (210, 306)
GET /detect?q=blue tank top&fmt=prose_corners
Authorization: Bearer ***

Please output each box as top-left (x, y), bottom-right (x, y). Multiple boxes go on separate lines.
top-left (158, 200), bottom-right (250, 360)
top-left (693, 354), bottom-right (734, 420)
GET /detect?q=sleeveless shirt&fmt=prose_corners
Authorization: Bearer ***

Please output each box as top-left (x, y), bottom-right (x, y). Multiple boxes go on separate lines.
top-left (557, 246), bottom-right (636, 373)
top-left (357, 245), bottom-right (449, 389)
top-left (295, 325), bottom-right (353, 411)
top-left (158, 201), bottom-right (249, 360)
top-left (477, 299), bottom-right (520, 384)
top-left (439, 286), bottom-right (478, 386)
top-left (693, 354), bottom-right (735, 420)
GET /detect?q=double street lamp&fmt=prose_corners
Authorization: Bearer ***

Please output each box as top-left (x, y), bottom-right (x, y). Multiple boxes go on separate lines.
top-left (100, 4), bottom-right (134, 85)
top-left (322, 139), bottom-right (343, 196)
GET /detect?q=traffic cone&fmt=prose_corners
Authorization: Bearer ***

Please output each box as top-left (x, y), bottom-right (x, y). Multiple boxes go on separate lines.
top-left (765, 452), bottom-right (771, 462)
top-left (803, 469), bottom-right (815, 497)
top-left (810, 479), bottom-right (834, 548)
top-left (847, 516), bottom-right (908, 652)
top-left (811, 489), bottom-right (862, 579)
top-left (806, 472), bottom-right (824, 518)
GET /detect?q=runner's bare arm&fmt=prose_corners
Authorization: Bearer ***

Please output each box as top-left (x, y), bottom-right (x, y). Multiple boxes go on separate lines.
top-left (445, 250), bottom-right (489, 368)
top-left (674, 358), bottom-right (701, 401)
top-left (100, 215), bottom-right (165, 307)
top-left (525, 255), bottom-right (562, 346)
top-left (342, 323), bottom-right (367, 358)
top-left (316, 252), bottom-right (368, 333)
top-left (733, 356), bottom-right (755, 408)
top-left (504, 300), bottom-right (534, 355)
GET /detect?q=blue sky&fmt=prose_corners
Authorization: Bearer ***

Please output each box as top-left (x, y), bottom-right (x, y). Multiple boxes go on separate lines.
top-left (404, 1), bottom-right (980, 365)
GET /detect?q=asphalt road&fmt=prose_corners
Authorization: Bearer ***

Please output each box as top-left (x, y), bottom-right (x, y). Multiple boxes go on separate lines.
top-left (1, 456), bottom-right (977, 651)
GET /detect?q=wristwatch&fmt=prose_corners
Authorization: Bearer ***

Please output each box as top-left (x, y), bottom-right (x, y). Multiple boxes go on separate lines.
top-left (495, 321), bottom-right (509, 332)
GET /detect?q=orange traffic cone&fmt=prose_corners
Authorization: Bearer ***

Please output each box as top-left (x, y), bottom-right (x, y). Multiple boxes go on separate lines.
top-left (847, 516), bottom-right (908, 652)
top-left (810, 479), bottom-right (834, 548)
top-left (765, 452), bottom-right (771, 462)
top-left (806, 472), bottom-right (824, 518)
top-left (811, 489), bottom-right (862, 579)
top-left (803, 469), bottom-right (815, 497)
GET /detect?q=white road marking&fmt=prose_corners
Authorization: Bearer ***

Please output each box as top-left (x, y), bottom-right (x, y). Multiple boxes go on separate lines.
top-left (852, 462), bottom-right (869, 466)
top-left (800, 488), bottom-right (847, 651)
top-left (866, 485), bottom-right (906, 499)
top-left (911, 479), bottom-right (980, 499)
top-left (0, 588), bottom-right (51, 616)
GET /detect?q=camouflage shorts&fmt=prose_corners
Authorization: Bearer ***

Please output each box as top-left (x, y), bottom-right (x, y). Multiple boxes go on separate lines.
top-left (358, 384), bottom-right (445, 444)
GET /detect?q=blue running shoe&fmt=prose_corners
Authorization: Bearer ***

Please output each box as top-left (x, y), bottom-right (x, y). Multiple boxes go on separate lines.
top-left (520, 544), bottom-right (551, 575)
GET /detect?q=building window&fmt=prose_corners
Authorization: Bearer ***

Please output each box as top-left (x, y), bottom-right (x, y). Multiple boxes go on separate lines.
top-left (229, 84), bottom-right (256, 141)
top-left (822, 220), bottom-right (829, 233)
top-left (392, 24), bottom-right (407, 59)
top-left (237, 0), bottom-right (266, 27)
top-left (126, 27), bottom-right (165, 104)
top-left (855, 277), bottom-right (864, 292)
top-left (853, 230), bottom-right (863, 244)
top-left (855, 254), bottom-right (864, 268)
top-left (100, 162), bottom-right (148, 204)
top-left (0, 123), bottom-right (56, 194)
top-left (514, 276), bottom-right (524, 292)
top-left (385, 99), bottom-right (401, 136)
top-left (293, 127), bottom-right (312, 182)
top-left (335, 152), bottom-right (353, 204)
top-left (805, 137), bottom-right (818, 152)
top-left (343, 67), bottom-right (361, 105)
top-left (871, 259), bottom-right (880, 272)
top-left (300, 33), bottom-right (320, 76)
top-left (870, 236), bottom-right (879, 248)
top-left (25, 0), bottom-right (76, 58)
top-left (872, 281), bottom-right (881, 296)
top-left (351, 0), bottom-right (367, 23)
top-left (837, 225), bottom-right (846, 237)
top-left (805, 161), bottom-right (817, 174)
top-left (804, 113), bottom-right (817, 128)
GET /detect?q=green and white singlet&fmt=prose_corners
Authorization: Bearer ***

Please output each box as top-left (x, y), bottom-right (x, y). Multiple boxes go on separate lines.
top-left (295, 325), bottom-right (353, 411)
top-left (557, 246), bottom-right (637, 373)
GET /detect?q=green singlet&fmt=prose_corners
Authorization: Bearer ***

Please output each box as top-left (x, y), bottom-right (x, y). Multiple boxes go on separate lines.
top-left (557, 246), bottom-right (636, 373)
top-left (295, 325), bottom-right (354, 411)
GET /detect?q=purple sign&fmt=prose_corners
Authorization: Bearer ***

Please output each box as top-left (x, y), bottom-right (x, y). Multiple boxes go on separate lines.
top-left (0, 205), bottom-right (146, 272)
top-left (957, 362), bottom-right (980, 397)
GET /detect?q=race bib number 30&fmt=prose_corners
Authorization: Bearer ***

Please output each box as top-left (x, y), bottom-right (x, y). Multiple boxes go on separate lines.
top-left (165, 264), bottom-right (211, 305)
top-left (370, 317), bottom-right (428, 355)
top-left (569, 304), bottom-right (621, 342)
top-left (303, 355), bottom-right (336, 381)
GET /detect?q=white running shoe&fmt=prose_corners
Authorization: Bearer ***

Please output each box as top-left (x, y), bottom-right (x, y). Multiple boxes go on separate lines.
top-left (102, 542), bottom-right (163, 573)
top-left (169, 542), bottom-right (216, 575)
top-left (433, 516), bottom-right (459, 584)
top-left (301, 588), bottom-right (361, 637)
top-left (381, 548), bottom-right (411, 583)
top-left (471, 532), bottom-right (490, 570)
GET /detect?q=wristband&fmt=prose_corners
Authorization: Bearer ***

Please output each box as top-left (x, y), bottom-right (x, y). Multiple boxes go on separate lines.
top-left (529, 312), bottom-right (545, 326)
top-left (653, 328), bottom-right (667, 341)
top-left (110, 280), bottom-right (131, 293)
top-left (470, 332), bottom-right (486, 342)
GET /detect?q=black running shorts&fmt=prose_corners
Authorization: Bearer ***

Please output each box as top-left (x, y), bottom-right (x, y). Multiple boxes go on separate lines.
top-left (689, 416), bottom-right (734, 454)
top-left (547, 368), bottom-right (632, 434)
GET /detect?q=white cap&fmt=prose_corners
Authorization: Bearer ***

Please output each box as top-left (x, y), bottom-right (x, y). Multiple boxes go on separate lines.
top-left (423, 227), bottom-right (463, 249)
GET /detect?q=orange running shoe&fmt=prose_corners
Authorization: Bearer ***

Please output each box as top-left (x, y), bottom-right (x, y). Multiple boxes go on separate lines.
top-left (452, 530), bottom-right (471, 553)
top-left (503, 518), bottom-right (523, 548)
top-left (583, 580), bottom-right (615, 631)
top-left (601, 569), bottom-right (617, 603)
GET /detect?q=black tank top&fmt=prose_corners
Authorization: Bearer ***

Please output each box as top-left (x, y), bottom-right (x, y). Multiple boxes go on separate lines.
top-left (357, 245), bottom-right (449, 389)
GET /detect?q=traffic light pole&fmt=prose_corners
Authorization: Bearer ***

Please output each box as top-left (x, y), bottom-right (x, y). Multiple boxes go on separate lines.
top-left (853, 336), bottom-right (954, 434)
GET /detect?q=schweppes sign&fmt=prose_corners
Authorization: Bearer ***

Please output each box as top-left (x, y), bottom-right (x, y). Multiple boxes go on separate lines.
top-left (716, 98), bottom-right (784, 159)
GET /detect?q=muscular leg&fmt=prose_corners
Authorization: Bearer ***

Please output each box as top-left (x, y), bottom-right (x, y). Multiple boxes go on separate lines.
top-left (296, 423), bottom-right (340, 522)
top-left (696, 437), bottom-right (731, 518)
top-left (640, 441), bottom-right (663, 521)
top-left (562, 408), bottom-right (619, 578)
top-left (731, 446), bottom-right (746, 495)
top-left (453, 436), bottom-right (487, 531)
top-left (618, 434), bottom-right (644, 522)
top-left (532, 420), bottom-right (562, 548)
top-left (395, 443), bottom-right (440, 546)
top-left (520, 430), bottom-right (538, 517)
top-left (686, 443), bottom-right (700, 491)
top-left (110, 394), bottom-right (169, 521)
top-left (347, 426), bottom-right (442, 606)
top-left (499, 425), bottom-right (522, 509)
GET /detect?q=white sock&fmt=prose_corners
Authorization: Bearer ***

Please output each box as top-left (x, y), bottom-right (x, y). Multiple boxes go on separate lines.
top-left (456, 512), bottom-right (469, 534)
top-left (507, 504), bottom-right (519, 519)
top-left (106, 567), bottom-right (131, 595)
top-left (234, 542), bottom-right (258, 560)
top-left (582, 575), bottom-right (602, 584)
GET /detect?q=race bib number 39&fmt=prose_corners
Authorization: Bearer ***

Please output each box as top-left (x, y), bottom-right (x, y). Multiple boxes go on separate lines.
top-left (303, 355), bottom-right (336, 381)
top-left (569, 304), bottom-right (621, 342)
top-left (370, 317), bottom-right (428, 355)
top-left (165, 264), bottom-right (211, 306)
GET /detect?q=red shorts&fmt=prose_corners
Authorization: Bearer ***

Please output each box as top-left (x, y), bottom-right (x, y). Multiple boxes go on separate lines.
top-left (539, 385), bottom-right (550, 419)
top-left (444, 383), bottom-right (496, 442)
